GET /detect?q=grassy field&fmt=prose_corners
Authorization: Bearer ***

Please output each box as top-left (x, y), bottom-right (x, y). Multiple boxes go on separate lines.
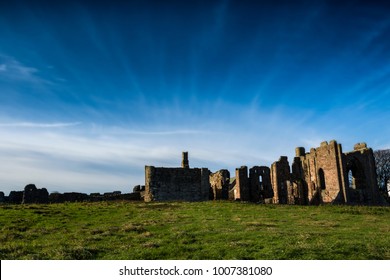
top-left (0, 201), bottom-right (389, 260)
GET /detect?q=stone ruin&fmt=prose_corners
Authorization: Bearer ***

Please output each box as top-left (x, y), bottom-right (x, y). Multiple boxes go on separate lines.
top-left (22, 184), bottom-right (49, 204)
top-left (209, 169), bottom-right (230, 200)
top-left (0, 140), bottom-right (385, 206)
top-left (1, 185), bottom-right (144, 204)
top-left (144, 152), bottom-right (210, 202)
top-left (144, 141), bottom-right (385, 205)
top-left (287, 141), bottom-right (381, 205)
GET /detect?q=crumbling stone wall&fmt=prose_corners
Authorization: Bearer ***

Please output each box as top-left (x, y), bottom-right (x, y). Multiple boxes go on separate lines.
top-left (286, 180), bottom-right (307, 205)
top-left (209, 169), bottom-right (230, 200)
top-left (49, 192), bottom-right (89, 203)
top-left (22, 184), bottom-right (49, 204)
top-left (271, 156), bottom-right (291, 204)
top-left (291, 141), bottom-right (345, 204)
top-left (233, 166), bottom-right (273, 202)
top-left (2, 184), bottom-right (144, 204)
top-left (249, 166), bottom-right (273, 202)
top-left (290, 140), bottom-right (381, 205)
top-left (344, 143), bottom-right (380, 204)
top-left (144, 165), bottom-right (210, 202)
top-left (234, 166), bottom-right (249, 201)
top-left (8, 191), bottom-right (23, 204)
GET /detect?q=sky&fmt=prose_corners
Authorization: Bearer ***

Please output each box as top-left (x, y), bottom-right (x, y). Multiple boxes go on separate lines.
top-left (1, 0), bottom-right (390, 195)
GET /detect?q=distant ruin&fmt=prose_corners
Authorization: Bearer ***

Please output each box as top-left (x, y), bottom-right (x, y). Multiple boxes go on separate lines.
top-left (145, 141), bottom-right (385, 205)
top-left (0, 184), bottom-right (143, 204)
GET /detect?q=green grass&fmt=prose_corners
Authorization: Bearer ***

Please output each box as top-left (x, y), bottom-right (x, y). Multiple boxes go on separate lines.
top-left (0, 201), bottom-right (389, 260)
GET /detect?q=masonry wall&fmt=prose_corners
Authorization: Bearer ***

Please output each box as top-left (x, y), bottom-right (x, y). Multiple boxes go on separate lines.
top-left (209, 169), bottom-right (230, 200)
top-left (249, 166), bottom-right (273, 202)
top-left (144, 166), bottom-right (210, 202)
top-left (234, 166), bottom-right (249, 201)
top-left (289, 141), bottom-right (382, 205)
top-left (271, 157), bottom-right (290, 204)
top-left (344, 143), bottom-right (381, 205)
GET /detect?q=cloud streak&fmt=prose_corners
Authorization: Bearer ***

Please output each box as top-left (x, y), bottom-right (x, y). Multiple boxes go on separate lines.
top-left (0, 55), bottom-right (41, 83)
top-left (0, 1), bottom-right (389, 195)
top-left (0, 122), bottom-right (82, 128)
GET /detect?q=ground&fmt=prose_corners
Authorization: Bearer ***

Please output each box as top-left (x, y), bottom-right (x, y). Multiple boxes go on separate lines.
top-left (0, 201), bottom-right (389, 259)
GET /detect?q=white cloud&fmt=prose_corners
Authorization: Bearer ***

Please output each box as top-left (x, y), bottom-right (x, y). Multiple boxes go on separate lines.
top-left (0, 122), bottom-right (82, 128)
top-left (0, 98), bottom-right (385, 196)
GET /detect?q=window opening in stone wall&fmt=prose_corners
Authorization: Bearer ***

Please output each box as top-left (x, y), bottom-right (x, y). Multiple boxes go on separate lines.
top-left (346, 158), bottom-right (366, 190)
top-left (318, 168), bottom-right (326, 190)
top-left (258, 175), bottom-right (263, 192)
top-left (348, 170), bottom-right (354, 189)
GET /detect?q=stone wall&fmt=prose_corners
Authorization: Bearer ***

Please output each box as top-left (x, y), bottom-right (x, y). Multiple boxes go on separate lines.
top-left (344, 143), bottom-right (381, 205)
top-left (209, 169), bottom-right (230, 200)
top-left (271, 156), bottom-right (291, 204)
top-left (8, 191), bottom-right (23, 204)
top-left (2, 186), bottom-right (142, 204)
top-left (289, 140), bottom-right (382, 205)
top-left (234, 166), bottom-right (249, 201)
top-left (144, 166), bottom-right (210, 202)
top-left (22, 184), bottom-right (49, 204)
top-left (249, 166), bottom-right (273, 202)
top-left (233, 166), bottom-right (273, 202)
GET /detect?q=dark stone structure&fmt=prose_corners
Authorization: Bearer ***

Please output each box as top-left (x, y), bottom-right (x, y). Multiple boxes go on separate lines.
top-left (48, 192), bottom-right (89, 203)
top-left (233, 166), bottom-right (273, 202)
top-left (1, 185), bottom-right (143, 204)
top-left (249, 166), bottom-right (273, 202)
top-left (144, 152), bottom-right (210, 202)
top-left (8, 191), bottom-right (23, 204)
top-left (182, 151), bottom-right (189, 169)
top-left (271, 157), bottom-right (291, 204)
top-left (22, 184), bottom-right (49, 204)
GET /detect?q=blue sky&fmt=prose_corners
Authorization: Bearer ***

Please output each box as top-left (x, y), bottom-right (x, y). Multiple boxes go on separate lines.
top-left (1, 0), bottom-right (390, 194)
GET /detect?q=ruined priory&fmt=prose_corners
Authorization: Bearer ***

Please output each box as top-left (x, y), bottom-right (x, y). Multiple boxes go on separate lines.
top-left (145, 140), bottom-right (383, 205)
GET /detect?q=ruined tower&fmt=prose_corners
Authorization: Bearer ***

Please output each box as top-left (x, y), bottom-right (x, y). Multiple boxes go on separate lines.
top-left (290, 140), bottom-right (381, 205)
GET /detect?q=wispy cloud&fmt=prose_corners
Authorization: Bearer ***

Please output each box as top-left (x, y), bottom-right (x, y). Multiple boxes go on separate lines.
top-left (0, 94), bottom-right (387, 196)
top-left (0, 54), bottom-right (47, 85)
top-left (123, 130), bottom-right (211, 136)
top-left (0, 122), bottom-right (82, 128)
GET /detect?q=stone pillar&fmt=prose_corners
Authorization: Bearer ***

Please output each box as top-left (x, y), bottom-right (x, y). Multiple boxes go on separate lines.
top-left (182, 151), bottom-right (189, 168)
top-left (235, 166), bottom-right (249, 201)
top-left (271, 156), bottom-right (291, 204)
top-left (144, 166), bottom-right (155, 202)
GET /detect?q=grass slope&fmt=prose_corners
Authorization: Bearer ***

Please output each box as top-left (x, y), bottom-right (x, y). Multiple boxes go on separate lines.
top-left (0, 201), bottom-right (389, 260)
